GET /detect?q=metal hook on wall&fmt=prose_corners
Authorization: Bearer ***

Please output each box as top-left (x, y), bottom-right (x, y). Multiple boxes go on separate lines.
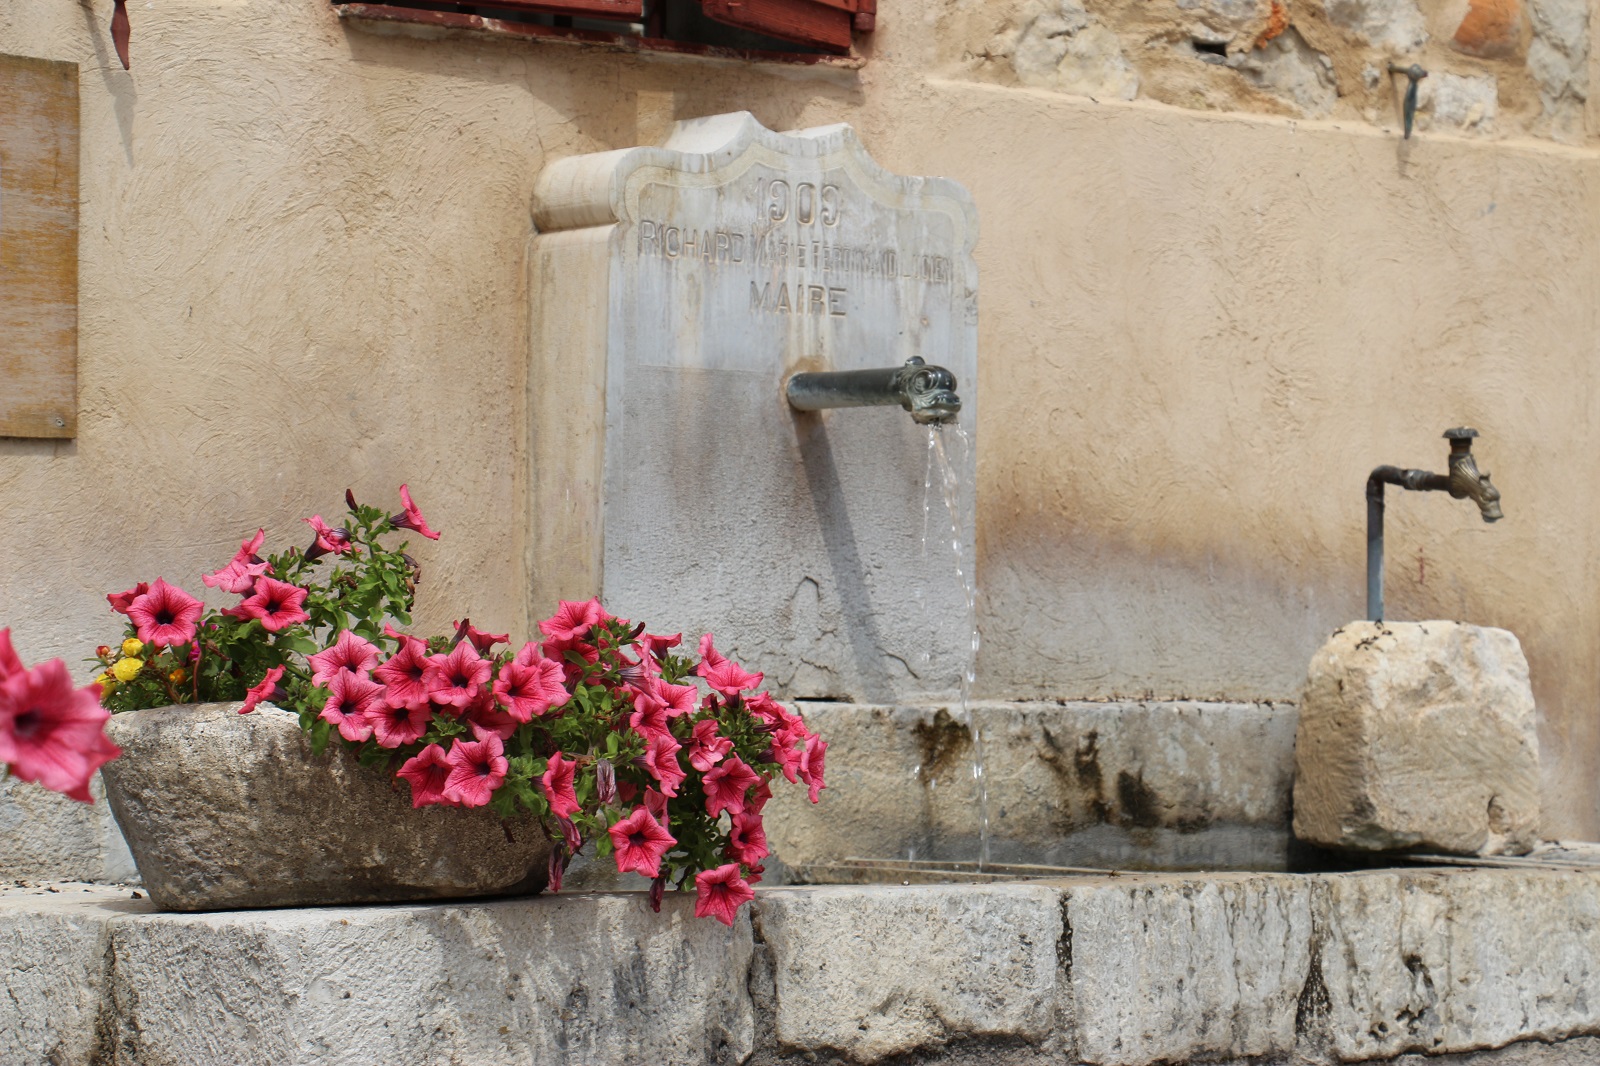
top-left (1388, 63), bottom-right (1428, 139)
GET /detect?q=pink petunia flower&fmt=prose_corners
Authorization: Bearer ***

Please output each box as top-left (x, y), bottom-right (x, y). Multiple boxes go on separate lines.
top-left (700, 657), bottom-right (763, 699)
top-left (365, 699), bottom-right (433, 748)
top-left (768, 734), bottom-right (805, 784)
top-left (454, 620), bottom-right (507, 655)
top-left (644, 786), bottom-right (669, 822)
top-left (640, 631), bottom-right (682, 662)
top-left (239, 665), bottom-right (285, 714)
top-left (697, 633), bottom-right (725, 671)
top-left (492, 656), bottom-right (568, 721)
top-left (557, 814), bottom-right (582, 854)
top-left (749, 777), bottom-right (773, 815)
top-left (373, 635), bottom-right (433, 709)
top-left (703, 756), bottom-right (761, 818)
top-left (643, 734), bottom-right (687, 798)
top-left (390, 484), bottom-right (441, 541)
top-left (307, 629), bottom-right (381, 688)
top-left (235, 577), bottom-right (310, 633)
top-left (694, 863), bottom-right (755, 926)
top-left (726, 810), bottom-right (769, 866)
top-left (396, 744), bottom-right (455, 807)
top-left (541, 751), bottom-right (581, 819)
top-left (443, 732), bottom-right (506, 807)
top-left (629, 691), bottom-right (672, 744)
top-left (126, 578), bottom-right (203, 648)
top-left (0, 659), bottom-right (121, 802)
top-left (541, 633), bottom-right (599, 686)
top-left (319, 671), bottom-right (382, 742)
top-left (538, 598), bottom-right (603, 642)
top-left (464, 690), bottom-right (520, 741)
top-left (0, 628), bottom-right (23, 680)
top-left (107, 582), bottom-right (150, 616)
top-left (423, 641), bottom-right (490, 709)
top-left (609, 806), bottom-right (676, 879)
top-left (202, 529), bottom-right (271, 594)
top-left (548, 845), bottom-right (567, 893)
top-left (798, 735), bottom-right (828, 803)
top-left (686, 719), bottom-right (733, 772)
top-left (303, 515), bottom-right (355, 561)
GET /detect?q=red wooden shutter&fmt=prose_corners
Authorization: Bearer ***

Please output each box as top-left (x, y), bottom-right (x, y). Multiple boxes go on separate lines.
top-left (698, 0), bottom-right (872, 52)
top-left (483, 0), bottom-right (643, 16)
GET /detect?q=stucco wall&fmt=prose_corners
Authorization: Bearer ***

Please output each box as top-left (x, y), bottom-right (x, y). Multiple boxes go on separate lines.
top-left (1, 0), bottom-right (1598, 835)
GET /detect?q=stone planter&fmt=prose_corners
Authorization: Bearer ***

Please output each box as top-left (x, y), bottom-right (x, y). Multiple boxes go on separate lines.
top-left (101, 702), bottom-right (550, 911)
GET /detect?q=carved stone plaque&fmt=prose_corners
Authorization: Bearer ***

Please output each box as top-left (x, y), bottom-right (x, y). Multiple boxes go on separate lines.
top-left (0, 54), bottom-right (78, 439)
top-left (531, 113), bottom-right (977, 701)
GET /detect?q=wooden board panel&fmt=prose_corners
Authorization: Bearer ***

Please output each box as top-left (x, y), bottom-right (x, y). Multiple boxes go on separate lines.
top-left (0, 55), bottom-right (78, 439)
top-left (698, 0), bottom-right (854, 52)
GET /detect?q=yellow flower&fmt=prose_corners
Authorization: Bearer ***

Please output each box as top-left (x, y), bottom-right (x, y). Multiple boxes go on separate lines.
top-left (96, 672), bottom-right (116, 692)
top-left (121, 638), bottom-right (144, 657)
top-left (168, 668), bottom-right (188, 685)
top-left (112, 657), bottom-right (144, 682)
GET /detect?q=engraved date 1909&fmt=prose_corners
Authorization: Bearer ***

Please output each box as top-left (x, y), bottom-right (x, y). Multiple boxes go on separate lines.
top-left (757, 178), bottom-right (840, 228)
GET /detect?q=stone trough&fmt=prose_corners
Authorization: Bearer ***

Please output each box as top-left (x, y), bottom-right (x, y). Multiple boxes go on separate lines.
top-left (9, 865), bottom-right (1600, 1065)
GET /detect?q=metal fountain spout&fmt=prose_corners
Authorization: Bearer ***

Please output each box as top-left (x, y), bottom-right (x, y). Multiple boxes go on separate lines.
top-left (1366, 427), bottom-right (1503, 621)
top-left (785, 357), bottom-right (962, 425)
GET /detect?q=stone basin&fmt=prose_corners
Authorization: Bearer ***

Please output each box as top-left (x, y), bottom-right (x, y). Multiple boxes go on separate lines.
top-left (8, 865), bottom-right (1600, 1065)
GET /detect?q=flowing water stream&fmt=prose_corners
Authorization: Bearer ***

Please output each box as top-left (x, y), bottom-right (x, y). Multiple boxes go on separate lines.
top-left (922, 423), bottom-right (987, 868)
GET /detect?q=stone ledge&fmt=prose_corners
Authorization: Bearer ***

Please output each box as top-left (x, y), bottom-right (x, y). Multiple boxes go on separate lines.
top-left (8, 866), bottom-right (1600, 1065)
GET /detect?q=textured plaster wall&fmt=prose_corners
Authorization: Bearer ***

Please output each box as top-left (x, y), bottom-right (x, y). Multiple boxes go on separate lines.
top-left (1, 1), bottom-right (1598, 834)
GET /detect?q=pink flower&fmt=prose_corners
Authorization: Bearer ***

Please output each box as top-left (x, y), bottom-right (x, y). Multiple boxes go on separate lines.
top-left (126, 578), bottom-right (203, 648)
top-left (423, 641), bottom-right (490, 709)
top-left (492, 656), bottom-right (568, 721)
top-left (0, 659), bottom-right (121, 802)
top-left (202, 529), bottom-right (271, 594)
top-left (557, 814), bottom-right (582, 853)
top-left (629, 691), bottom-right (672, 743)
top-left (542, 751), bottom-right (581, 819)
top-left (644, 786), bottom-right (669, 821)
top-left (366, 699), bottom-right (432, 748)
top-left (374, 636), bottom-right (432, 709)
top-left (390, 484), bottom-right (441, 540)
top-left (464, 690), bottom-right (520, 741)
top-left (609, 806), bottom-right (676, 878)
top-left (239, 665), bottom-right (284, 714)
top-left (538, 598), bottom-right (603, 642)
top-left (686, 719), bottom-right (732, 772)
top-left (640, 632), bottom-right (682, 661)
top-left (511, 640), bottom-right (543, 667)
top-left (548, 845), bottom-right (567, 893)
top-left (454, 620), bottom-right (507, 654)
top-left (700, 657), bottom-right (763, 699)
top-left (643, 734), bottom-right (686, 798)
top-left (307, 629), bottom-right (380, 688)
top-left (444, 733), bottom-right (507, 807)
top-left (396, 744), bottom-right (454, 807)
top-left (319, 671), bottom-right (382, 742)
top-left (697, 633), bottom-right (725, 670)
top-left (799, 735), bottom-right (827, 803)
top-left (703, 756), bottom-right (761, 818)
top-left (635, 675), bottom-right (697, 718)
top-left (726, 811), bottom-right (769, 866)
top-left (0, 629), bottom-right (23, 680)
top-left (769, 735), bottom-right (805, 784)
top-left (748, 691), bottom-right (808, 738)
top-left (303, 515), bottom-right (355, 561)
top-left (749, 777), bottom-right (773, 814)
top-left (694, 863), bottom-right (755, 926)
top-left (107, 582), bottom-right (149, 616)
top-left (235, 577), bottom-right (310, 633)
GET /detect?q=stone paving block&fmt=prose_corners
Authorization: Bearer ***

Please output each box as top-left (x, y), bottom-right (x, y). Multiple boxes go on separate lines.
top-left (752, 882), bottom-right (1064, 1061)
top-left (95, 891), bottom-right (753, 1066)
top-left (1065, 872), bottom-right (1311, 1065)
top-left (0, 884), bottom-right (139, 1066)
top-left (1315, 868), bottom-right (1600, 1060)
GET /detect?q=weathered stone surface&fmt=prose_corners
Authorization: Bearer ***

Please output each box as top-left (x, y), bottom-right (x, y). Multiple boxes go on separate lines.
top-left (754, 882), bottom-right (1063, 1061)
top-left (1425, 73), bottom-right (1499, 133)
top-left (1310, 868), bottom-right (1600, 1060)
top-left (1293, 622), bottom-right (1539, 857)
top-left (1010, 0), bottom-right (1140, 100)
top-left (1526, 0), bottom-right (1588, 138)
top-left (101, 703), bottom-right (550, 911)
top-left (764, 701), bottom-right (1297, 875)
top-left (1323, 0), bottom-right (1429, 53)
top-left (1451, 0), bottom-right (1523, 57)
top-left (1067, 873), bottom-right (1310, 1064)
top-left (0, 771), bottom-right (136, 883)
top-left (1233, 28), bottom-right (1338, 116)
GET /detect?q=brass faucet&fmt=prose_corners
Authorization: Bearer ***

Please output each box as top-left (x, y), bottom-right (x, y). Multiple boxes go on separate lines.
top-left (1366, 427), bottom-right (1502, 621)
top-left (786, 357), bottom-right (962, 425)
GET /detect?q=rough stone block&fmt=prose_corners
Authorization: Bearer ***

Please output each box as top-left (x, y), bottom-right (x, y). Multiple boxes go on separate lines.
top-left (1312, 869), bottom-right (1600, 1060)
top-left (753, 882), bottom-right (1064, 1060)
top-left (1066, 873), bottom-right (1310, 1064)
top-left (0, 772), bottom-right (136, 883)
top-left (1293, 622), bottom-right (1539, 856)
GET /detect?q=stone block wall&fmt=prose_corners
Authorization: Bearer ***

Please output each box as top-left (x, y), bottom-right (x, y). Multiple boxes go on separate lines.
top-left (942, 0), bottom-right (1591, 141)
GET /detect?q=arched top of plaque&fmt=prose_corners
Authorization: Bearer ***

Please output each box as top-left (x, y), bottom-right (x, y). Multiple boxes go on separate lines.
top-left (532, 111), bottom-right (977, 258)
